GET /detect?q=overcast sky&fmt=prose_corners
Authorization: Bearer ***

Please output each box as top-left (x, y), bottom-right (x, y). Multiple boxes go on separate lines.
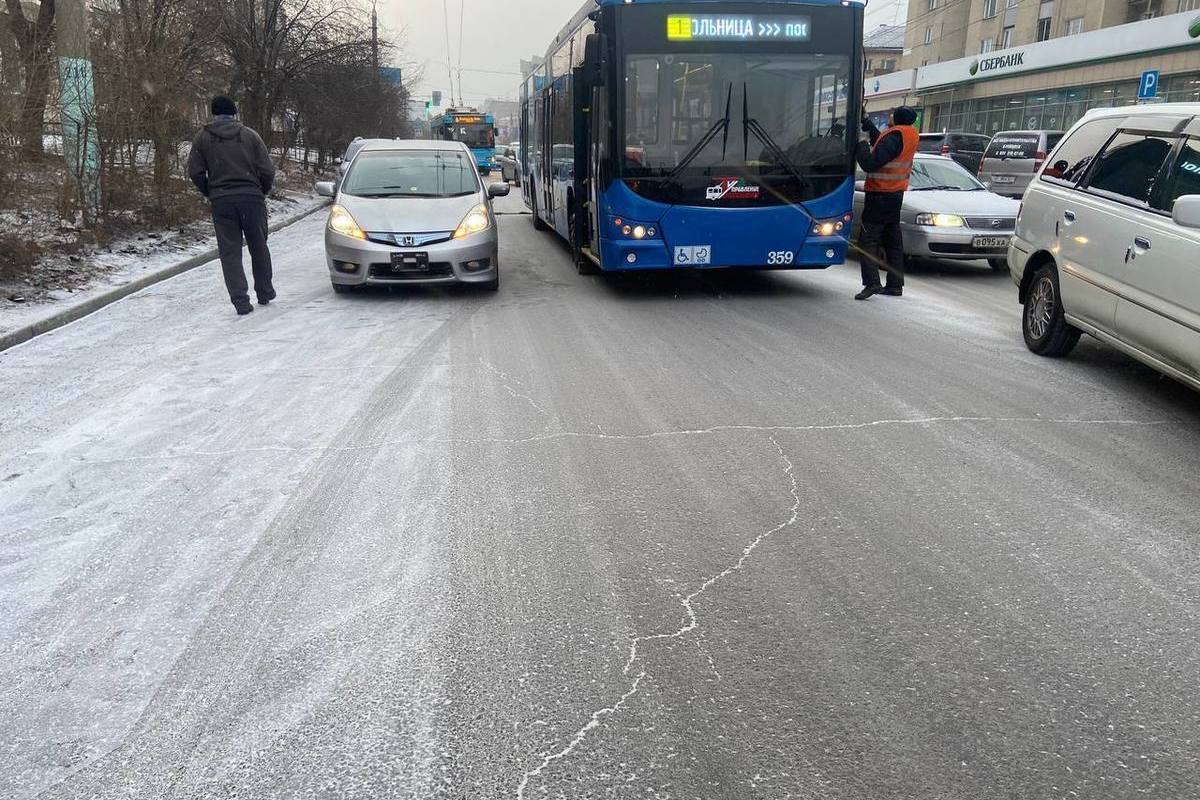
top-left (380, 0), bottom-right (906, 106)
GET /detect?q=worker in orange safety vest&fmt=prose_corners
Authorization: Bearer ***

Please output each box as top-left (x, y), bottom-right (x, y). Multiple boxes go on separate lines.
top-left (854, 106), bottom-right (920, 301)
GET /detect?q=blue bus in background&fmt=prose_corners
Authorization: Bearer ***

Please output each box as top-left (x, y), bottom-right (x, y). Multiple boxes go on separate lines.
top-left (520, 0), bottom-right (865, 274)
top-left (434, 110), bottom-right (498, 174)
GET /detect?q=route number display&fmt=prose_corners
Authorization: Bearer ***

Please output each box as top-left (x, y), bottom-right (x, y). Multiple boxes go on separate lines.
top-left (667, 15), bottom-right (812, 42)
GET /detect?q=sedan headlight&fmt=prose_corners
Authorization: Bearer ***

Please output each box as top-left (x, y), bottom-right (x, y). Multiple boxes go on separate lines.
top-left (454, 204), bottom-right (492, 239)
top-left (915, 212), bottom-right (966, 228)
top-left (328, 204), bottom-right (366, 239)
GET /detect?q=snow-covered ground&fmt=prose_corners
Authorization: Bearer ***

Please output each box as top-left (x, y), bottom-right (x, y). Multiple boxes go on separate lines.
top-left (0, 191), bottom-right (328, 341)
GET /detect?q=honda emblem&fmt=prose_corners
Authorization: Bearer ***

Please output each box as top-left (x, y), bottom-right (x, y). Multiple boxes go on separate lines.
top-left (399, 235), bottom-right (415, 247)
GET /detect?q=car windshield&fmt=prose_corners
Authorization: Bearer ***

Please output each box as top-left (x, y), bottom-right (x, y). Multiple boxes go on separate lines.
top-left (341, 150), bottom-right (479, 198)
top-left (908, 158), bottom-right (986, 190)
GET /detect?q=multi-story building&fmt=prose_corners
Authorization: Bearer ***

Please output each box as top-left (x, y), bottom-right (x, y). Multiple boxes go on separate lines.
top-left (864, 24), bottom-right (906, 78)
top-left (868, 0), bottom-right (1200, 135)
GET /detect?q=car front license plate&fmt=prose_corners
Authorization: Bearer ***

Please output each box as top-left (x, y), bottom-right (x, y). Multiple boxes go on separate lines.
top-left (992, 175), bottom-right (1016, 184)
top-left (391, 252), bottom-right (429, 271)
top-left (972, 236), bottom-right (1010, 250)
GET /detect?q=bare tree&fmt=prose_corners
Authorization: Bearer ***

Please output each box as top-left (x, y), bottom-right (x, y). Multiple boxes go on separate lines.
top-left (218, 0), bottom-right (367, 147)
top-left (4, 0), bottom-right (56, 156)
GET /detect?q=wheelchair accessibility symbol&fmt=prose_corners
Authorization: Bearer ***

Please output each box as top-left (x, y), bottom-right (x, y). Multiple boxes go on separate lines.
top-left (673, 245), bottom-right (712, 266)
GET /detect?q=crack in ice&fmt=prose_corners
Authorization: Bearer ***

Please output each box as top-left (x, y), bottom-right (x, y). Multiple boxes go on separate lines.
top-left (479, 358), bottom-right (560, 428)
top-left (514, 436), bottom-right (801, 799)
top-left (61, 415), bottom-right (1183, 466)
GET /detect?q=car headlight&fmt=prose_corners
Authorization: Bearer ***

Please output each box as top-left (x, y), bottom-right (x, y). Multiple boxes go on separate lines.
top-left (328, 204), bottom-right (366, 239)
top-left (916, 212), bottom-right (966, 228)
top-left (453, 204), bottom-right (492, 239)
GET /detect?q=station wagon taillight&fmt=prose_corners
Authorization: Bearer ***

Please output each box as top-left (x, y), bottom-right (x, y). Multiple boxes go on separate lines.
top-left (941, 142), bottom-right (951, 156)
top-left (1034, 150), bottom-right (1047, 172)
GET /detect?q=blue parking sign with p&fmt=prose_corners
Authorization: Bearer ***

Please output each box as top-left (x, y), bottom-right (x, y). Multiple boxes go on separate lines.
top-left (1139, 70), bottom-right (1160, 100)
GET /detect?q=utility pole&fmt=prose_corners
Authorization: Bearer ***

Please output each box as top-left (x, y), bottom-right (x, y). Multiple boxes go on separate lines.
top-left (55, 0), bottom-right (101, 227)
top-left (371, 2), bottom-right (380, 77)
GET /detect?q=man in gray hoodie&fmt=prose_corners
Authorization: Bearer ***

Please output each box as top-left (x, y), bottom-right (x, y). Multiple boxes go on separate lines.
top-left (187, 96), bottom-right (277, 315)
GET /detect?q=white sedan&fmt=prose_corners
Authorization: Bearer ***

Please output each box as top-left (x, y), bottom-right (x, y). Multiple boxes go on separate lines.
top-left (854, 153), bottom-right (1022, 272)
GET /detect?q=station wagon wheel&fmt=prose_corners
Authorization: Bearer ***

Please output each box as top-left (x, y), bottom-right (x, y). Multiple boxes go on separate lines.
top-left (1022, 263), bottom-right (1081, 357)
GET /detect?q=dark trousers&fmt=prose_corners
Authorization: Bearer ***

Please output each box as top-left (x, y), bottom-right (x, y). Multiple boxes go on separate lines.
top-left (212, 199), bottom-right (273, 307)
top-left (858, 217), bottom-right (905, 290)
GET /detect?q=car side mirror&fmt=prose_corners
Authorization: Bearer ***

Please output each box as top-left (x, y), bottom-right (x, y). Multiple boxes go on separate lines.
top-left (854, 180), bottom-right (866, 192)
top-left (488, 182), bottom-right (511, 198)
top-left (1172, 195), bottom-right (1200, 229)
top-left (314, 181), bottom-right (336, 198)
top-left (334, 157), bottom-right (343, 164)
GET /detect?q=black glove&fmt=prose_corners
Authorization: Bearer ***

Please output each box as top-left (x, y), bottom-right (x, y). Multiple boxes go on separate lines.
top-left (860, 117), bottom-right (873, 134)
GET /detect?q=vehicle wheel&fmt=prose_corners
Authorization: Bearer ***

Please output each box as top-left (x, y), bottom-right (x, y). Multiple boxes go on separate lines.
top-left (1023, 264), bottom-right (1081, 357)
top-left (574, 249), bottom-right (599, 275)
top-left (989, 257), bottom-right (1009, 273)
top-left (331, 281), bottom-right (354, 295)
top-left (532, 202), bottom-right (549, 231)
top-left (482, 273), bottom-right (499, 292)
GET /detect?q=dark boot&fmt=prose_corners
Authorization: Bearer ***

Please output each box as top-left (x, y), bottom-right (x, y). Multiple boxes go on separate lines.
top-left (257, 288), bottom-right (276, 306)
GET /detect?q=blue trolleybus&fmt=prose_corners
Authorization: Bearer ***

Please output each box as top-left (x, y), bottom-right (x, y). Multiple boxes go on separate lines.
top-left (434, 109), bottom-right (499, 174)
top-left (520, 0), bottom-right (864, 273)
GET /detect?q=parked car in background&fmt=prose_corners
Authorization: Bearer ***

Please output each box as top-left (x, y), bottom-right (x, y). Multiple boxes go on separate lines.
top-left (978, 129), bottom-right (1065, 197)
top-left (315, 140), bottom-right (511, 293)
top-left (854, 153), bottom-right (1021, 272)
top-left (917, 131), bottom-right (992, 173)
top-left (1009, 104), bottom-right (1200, 392)
top-left (495, 143), bottom-right (520, 183)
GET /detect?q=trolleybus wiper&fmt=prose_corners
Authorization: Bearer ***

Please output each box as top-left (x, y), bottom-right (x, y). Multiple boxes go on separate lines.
top-left (741, 84), bottom-right (819, 221)
top-left (665, 83), bottom-right (733, 183)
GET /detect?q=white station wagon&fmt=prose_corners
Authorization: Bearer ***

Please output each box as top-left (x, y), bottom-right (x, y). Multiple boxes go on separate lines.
top-left (1009, 104), bottom-right (1200, 392)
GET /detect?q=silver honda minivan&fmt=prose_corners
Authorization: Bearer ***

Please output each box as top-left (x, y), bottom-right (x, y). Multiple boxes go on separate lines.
top-left (316, 140), bottom-right (510, 293)
top-left (979, 130), bottom-right (1065, 198)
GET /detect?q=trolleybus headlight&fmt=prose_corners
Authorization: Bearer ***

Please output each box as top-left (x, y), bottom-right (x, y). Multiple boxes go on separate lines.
top-left (622, 225), bottom-right (632, 236)
top-left (810, 215), bottom-right (851, 237)
top-left (454, 204), bottom-right (492, 239)
top-left (632, 225), bottom-right (647, 239)
top-left (328, 204), bottom-right (367, 240)
top-left (916, 212), bottom-right (966, 228)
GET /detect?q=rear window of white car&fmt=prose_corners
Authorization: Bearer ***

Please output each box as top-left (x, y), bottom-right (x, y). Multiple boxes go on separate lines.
top-left (342, 150), bottom-right (480, 198)
top-left (918, 136), bottom-right (944, 153)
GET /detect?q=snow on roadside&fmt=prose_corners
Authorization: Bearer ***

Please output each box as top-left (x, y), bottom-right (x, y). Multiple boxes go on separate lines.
top-left (0, 191), bottom-right (327, 338)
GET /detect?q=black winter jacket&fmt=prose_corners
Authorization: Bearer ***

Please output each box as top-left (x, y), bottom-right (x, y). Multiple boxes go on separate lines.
top-left (187, 119), bottom-right (276, 203)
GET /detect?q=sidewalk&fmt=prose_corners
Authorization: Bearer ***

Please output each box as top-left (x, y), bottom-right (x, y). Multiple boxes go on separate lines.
top-left (0, 193), bottom-right (329, 353)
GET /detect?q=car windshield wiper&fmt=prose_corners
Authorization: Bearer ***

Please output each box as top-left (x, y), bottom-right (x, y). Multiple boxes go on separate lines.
top-left (741, 84), bottom-right (816, 219)
top-left (912, 185), bottom-right (969, 191)
top-left (665, 83), bottom-right (733, 183)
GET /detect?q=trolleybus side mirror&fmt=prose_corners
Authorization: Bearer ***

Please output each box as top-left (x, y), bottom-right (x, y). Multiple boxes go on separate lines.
top-left (583, 33), bottom-right (607, 87)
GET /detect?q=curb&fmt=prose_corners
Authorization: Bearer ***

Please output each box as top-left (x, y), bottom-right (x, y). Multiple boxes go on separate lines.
top-left (0, 200), bottom-right (330, 354)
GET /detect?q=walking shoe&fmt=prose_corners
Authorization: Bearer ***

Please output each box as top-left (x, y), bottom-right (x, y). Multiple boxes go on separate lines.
top-left (257, 288), bottom-right (277, 306)
top-left (882, 287), bottom-right (904, 297)
top-left (855, 285), bottom-right (882, 301)
top-left (234, 303), bottom-right (254, 316)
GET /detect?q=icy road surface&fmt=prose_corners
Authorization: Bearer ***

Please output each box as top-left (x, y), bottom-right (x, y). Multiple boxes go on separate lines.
top-left (3, 191), bottom-right (1200, 799)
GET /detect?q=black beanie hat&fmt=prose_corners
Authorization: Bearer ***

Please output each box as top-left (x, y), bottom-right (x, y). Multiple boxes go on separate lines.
top-left (211, 96), bottom-right (238, 117)
top-left (893, 106), bottom-right (918, 126)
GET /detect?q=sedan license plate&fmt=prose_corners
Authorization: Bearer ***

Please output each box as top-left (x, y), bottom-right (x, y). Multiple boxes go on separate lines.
top-left (972, 236), bottom-right (1010, 250)
top-left (391, 252), bottom-right (429, 272)
top-left (991, 175), bottom-right (1016, 184)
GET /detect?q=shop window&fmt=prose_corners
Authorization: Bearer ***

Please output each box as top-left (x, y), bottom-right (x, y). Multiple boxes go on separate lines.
top-left (1041, 117), bottom-right (1122, 186)
top-left (1156, 138), bottom-right (1200, 212)
top-left (1084, 132), bottom-right (1176, 206)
